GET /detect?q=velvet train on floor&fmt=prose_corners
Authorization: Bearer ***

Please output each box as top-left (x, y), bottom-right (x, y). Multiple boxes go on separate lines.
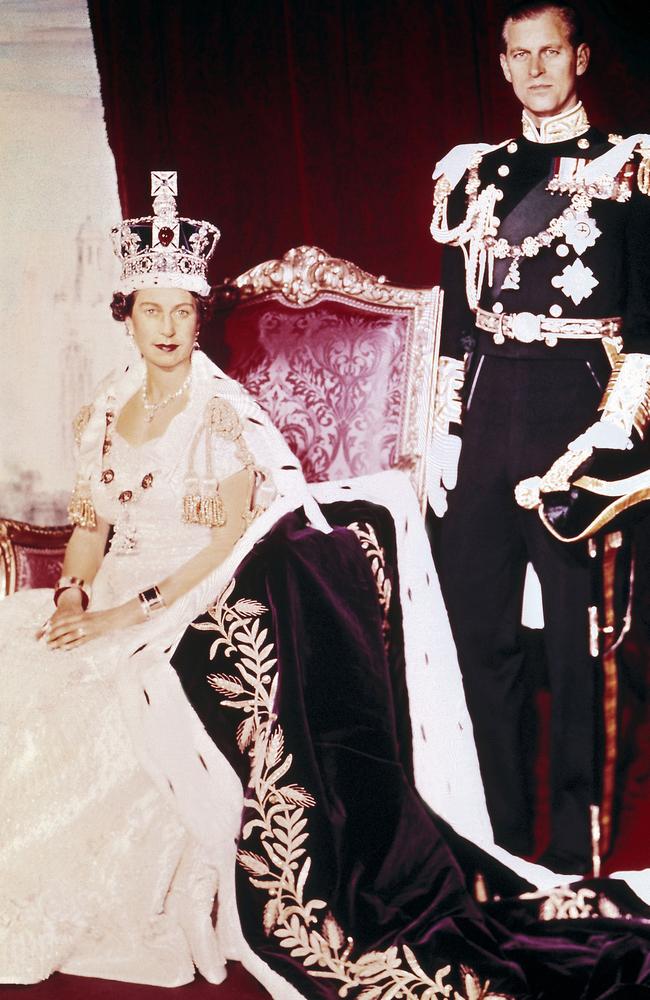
top-left (166, 485), bottom-right (650, 1000)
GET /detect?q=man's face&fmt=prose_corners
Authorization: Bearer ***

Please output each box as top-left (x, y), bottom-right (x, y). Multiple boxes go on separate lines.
top-left (500, 9), bottom-right (589, 124)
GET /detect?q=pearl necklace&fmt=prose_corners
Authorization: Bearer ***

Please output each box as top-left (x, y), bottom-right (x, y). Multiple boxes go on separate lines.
top-left (142, 369), bottom-right (192, 423)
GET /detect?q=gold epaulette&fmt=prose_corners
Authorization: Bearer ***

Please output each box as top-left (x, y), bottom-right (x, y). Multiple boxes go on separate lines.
top-left (182, 396), bottom-right (258, 527)
top-left (72, 403), bottom-right (93, 447)
top-left (69, 403), bottom-right (97, 527)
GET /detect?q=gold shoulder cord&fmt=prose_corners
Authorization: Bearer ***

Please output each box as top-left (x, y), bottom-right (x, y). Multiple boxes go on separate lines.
top-left (72, 403), bottom-right (93, 447)
top-left (68, 402), bottom-right (97, 529)
top-left (183, 396), bottom-right (262, 528)
top-left (430, 151), bottom-right (502, 312)
top-left (429, 149), bottom-right (485, 244)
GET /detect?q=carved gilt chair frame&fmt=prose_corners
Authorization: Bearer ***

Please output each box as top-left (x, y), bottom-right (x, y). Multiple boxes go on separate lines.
top-left (231, 246), bottom-right (443, 508)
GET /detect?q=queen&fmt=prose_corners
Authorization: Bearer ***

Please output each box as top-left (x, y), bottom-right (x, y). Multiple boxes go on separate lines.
top-left (0, 171), bottom-right (320, 987)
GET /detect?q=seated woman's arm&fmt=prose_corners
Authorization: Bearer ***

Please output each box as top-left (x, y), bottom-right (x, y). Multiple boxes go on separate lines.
top-left (43, 468), bottom-right (252, 650)
top-left (61, 518), bottom-right (112, 585)
top-left (36, 516), bottom-right (111, 637)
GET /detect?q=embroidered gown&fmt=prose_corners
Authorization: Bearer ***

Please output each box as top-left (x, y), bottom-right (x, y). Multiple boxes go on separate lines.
top-left (0, 370), bottom-right (236, 985)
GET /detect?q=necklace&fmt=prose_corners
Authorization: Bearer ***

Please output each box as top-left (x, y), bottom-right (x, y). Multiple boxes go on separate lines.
top-left (142, 369), bottom-right (192, 422)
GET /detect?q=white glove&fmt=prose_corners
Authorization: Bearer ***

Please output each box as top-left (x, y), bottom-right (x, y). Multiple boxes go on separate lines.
top-left (427, 430), bottom-right (462, 517)
top-left (568, 418), bottom-right (632, 453)
top-left (427, 355), bottom-right (466, 517)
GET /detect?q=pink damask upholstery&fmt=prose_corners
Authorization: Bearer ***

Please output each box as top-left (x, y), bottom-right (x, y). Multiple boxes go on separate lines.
top-left (0, 519), bottom-right (72, 598)
top-left (223, 246), bottom-right (442, 503)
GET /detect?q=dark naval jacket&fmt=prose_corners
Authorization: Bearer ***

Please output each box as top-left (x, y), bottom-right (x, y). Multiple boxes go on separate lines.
top-left (437, 112), bottom-right (650, 364)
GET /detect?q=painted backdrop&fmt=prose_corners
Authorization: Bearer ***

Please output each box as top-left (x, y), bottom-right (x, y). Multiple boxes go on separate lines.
top-left (0, 0), bottom-right (130, 521)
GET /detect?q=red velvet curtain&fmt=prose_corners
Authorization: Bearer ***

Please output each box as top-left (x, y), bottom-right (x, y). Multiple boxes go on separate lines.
top-left (88, 0), bottom-right (650, 290)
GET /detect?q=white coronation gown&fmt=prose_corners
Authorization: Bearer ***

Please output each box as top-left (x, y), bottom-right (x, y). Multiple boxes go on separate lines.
top-left (0, 386), bottom-right (232, 986)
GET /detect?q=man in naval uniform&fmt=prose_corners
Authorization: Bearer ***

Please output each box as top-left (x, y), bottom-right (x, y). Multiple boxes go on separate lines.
top-left (429, 0), bottom-right (650, 871)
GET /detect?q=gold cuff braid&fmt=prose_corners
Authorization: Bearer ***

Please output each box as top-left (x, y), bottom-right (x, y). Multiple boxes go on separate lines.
top-left (598, 352), bottom-right (650, 438)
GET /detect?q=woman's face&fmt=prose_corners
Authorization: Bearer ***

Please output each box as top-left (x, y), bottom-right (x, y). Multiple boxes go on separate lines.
top-left (126, 287), bottom-right (199, 370)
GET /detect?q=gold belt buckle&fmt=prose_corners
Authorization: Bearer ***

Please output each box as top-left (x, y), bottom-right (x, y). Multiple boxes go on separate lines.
top-left (511, 312), bottom-right (543, 343)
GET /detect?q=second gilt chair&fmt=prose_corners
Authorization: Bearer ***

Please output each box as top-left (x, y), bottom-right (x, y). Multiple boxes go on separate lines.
top-left (0, 518), bottom-right (72, 599)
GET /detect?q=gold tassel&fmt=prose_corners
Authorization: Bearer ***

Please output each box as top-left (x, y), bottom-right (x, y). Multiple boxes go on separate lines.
top-left (200, 493), bottom-right (226, 527)
top-left (183, 477), bottom-right (201, 525)
top-left (182, 479), bottom-right (226, 527)
top-left (68, 482), bottom-right (97, 529)
top-left (182, 495), bottom-right (203, 524)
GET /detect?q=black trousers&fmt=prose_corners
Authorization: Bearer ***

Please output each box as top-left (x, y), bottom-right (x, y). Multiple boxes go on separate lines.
top-left (435, 340), bottom-right (610, 864)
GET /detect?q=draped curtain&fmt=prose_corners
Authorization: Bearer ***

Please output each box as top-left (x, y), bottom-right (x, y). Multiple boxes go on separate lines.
top-left (88, 0), bottom-right (650, 292)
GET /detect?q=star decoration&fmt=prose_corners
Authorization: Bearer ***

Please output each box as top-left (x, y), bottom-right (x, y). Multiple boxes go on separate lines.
top-left (551, 259), bottom-right (599, 305)
top-left (562, 212), bottom-right (601, 256)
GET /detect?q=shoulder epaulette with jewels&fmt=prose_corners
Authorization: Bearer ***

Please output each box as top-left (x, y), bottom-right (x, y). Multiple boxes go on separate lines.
top-left (72, 403), bottom-right (94, 449)
top-left (182, 396), bottom-right (259, 528)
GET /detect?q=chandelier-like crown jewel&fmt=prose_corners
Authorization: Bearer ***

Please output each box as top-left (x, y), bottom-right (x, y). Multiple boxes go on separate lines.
top-left (111, 171), bottom-right (220, 296)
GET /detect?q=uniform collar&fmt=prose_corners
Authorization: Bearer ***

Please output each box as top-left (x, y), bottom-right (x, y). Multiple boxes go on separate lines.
top-left (522, 101), bottom-right (590, 144)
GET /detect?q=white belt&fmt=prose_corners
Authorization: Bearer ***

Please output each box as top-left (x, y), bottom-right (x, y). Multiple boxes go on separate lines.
top-left (475, 307), bottom-right (622, 349)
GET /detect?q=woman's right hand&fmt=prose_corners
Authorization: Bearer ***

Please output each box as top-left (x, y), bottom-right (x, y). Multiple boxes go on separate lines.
top-left (36, 588), bottom-right (85, 642)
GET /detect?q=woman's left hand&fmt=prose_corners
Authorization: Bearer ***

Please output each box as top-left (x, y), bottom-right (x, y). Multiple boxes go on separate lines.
top-left (41, 607), bottom-right (122, 650)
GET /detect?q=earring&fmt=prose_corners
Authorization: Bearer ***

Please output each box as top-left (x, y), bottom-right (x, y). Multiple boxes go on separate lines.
top-left (193, 333), bottom-right (200, 352)
top-left (125, 323), bottom-right (133, 339)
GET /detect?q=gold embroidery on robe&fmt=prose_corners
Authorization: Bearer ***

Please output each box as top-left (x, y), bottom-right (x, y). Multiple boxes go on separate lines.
top-left (194, 573), bottom-right (509, 999)
top-left (519, 886), bottom-right (624, 921)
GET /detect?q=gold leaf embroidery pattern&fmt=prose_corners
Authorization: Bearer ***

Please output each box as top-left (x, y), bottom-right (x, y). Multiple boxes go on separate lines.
top-left (347, 521), bottom-right (392, 650)
top-left (194, 573), bottom-right (512, 999)
top-left (519, 886), bottom-right (624, 921)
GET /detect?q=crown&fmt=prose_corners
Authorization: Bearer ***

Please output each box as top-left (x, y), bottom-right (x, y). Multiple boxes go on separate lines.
top-left (111, 171), bottom-right (220, 296)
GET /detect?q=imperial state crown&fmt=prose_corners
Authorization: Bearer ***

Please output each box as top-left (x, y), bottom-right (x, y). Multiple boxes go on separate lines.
top-left (111, 171), bottom-right (220, 296)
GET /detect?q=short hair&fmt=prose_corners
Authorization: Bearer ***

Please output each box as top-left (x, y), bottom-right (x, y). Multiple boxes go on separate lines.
top-left (110, 288), bottom-right (215, 323)
top-left (500, 2), bottom-right (585, 52)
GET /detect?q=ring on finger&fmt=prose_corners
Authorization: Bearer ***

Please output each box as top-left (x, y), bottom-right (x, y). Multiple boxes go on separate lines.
top-left (77, 627), bottom-right (85, 638)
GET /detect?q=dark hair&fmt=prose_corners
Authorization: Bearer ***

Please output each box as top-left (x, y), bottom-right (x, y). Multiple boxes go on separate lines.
top-left (500, 2), bottom-right (585, 52)
top-left (110, 288), bottom-right (216, 323)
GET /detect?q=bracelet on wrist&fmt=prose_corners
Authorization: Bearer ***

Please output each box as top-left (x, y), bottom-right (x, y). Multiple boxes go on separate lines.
top-left (138, 585), bottom-right (166, 620)
top-left (54, 576), bottom-right (91, 611)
